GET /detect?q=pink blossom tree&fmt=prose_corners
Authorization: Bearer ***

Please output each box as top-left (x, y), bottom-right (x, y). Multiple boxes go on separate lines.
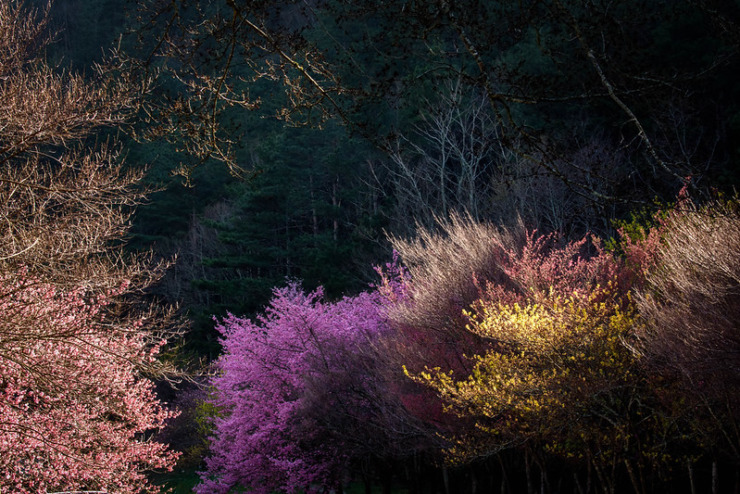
top-left (0, 271), bottom-right (178, 493)
top-left (0, 2), bottom-right (179, 491)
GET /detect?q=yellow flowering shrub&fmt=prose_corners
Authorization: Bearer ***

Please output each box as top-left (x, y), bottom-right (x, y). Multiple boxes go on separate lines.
top-left (412, 287), bottom-right (640, 462)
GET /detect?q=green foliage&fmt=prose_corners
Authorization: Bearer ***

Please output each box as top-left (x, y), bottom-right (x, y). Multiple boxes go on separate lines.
top-left (195, 122), bottom-right (386, 314)
top-left (152, 467), bottom-right (202, 494)
top-left (605, 203), bottom-right (665, 253)
top-left (29, 0), bottom-right (130, 69)
top-left (194, 397), bottom-right (221, 442)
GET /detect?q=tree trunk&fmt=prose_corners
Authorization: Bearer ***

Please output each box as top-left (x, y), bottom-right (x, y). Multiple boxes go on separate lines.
top-left (526, 451), bottom-right (535, 494)
top-left (540, 466), bottom-right (546, 494)
top-left (332, 178), bottom-right (339, 242)
top-left (574, 472), bottom-right (585, 494)
top-left (624, 459), bottom-right (642, 494)
top-left (310, 174), bottom-right (319, 238)
top-left (498, 454), bottom-right (510, 494)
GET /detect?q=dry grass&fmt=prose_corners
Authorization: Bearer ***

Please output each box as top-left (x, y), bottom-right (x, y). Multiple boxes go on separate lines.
top-left (634, 198), bottom-right (740, 390)
top-left (388, 212), bottom-right (525, 338)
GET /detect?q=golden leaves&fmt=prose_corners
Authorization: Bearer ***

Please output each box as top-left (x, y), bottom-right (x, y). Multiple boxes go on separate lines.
top-left (412, 284), bottom-right (640, 460)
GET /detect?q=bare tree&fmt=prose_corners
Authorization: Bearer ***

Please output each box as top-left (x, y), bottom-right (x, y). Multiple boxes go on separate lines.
top-left (0, 0), bottom-right (152, 290)
top-left (129, 0), bottom-right (739, 206)
top-left (384, 80), bottom-right (501, 230)
top-left (630, 197), bottom-right (740, 483)
top-left (635, 198), bottom-right (740, 403)
top-left (0, 2), bottom-right (179, 491)
top-left (381, 80), bottom-right (622, 236)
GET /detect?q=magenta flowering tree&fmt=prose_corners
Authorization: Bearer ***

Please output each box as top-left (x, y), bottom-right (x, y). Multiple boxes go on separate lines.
top-left (198, 282), bottom-right (406, 494)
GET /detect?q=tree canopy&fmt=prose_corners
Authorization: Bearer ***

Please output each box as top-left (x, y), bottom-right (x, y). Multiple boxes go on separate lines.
top-left (0, 2), bottom-right (179, 491)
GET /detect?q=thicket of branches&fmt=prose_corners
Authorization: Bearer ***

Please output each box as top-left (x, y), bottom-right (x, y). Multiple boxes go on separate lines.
top-left (0, 2), bottom-right (179, 492)
top-left (199, 196), bottom-right (740, 494)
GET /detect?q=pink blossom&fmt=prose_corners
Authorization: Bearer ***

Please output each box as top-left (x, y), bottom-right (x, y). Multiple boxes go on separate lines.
top-left (0, 270), bottom-right (178, 493)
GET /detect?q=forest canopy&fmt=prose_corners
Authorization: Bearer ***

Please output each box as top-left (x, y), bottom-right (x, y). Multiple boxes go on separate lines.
top-left (110, 0), bottom-right (740, 356)
top-left (3, 0), bottom-right (740, 492)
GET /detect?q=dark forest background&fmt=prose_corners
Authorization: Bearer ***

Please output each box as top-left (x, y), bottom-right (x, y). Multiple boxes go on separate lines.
top-left (36, 0), bottom-right (740, 359)
top-left (29, 1), bottom-right (740, 490)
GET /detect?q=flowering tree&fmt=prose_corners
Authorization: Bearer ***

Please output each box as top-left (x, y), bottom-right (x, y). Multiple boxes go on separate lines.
top-left (0, 272), bottom-right (177, 493)
top-left (0, 1), bottom-right (178, 491)
top-left (416, 284), bottom-right (639, 470)
top-left (393, 216), bottom-right (653, 491)
top-left (199, 284), bottom-right (398, 493)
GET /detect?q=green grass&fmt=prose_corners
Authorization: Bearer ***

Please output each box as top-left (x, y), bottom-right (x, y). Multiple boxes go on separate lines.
top-left (152, 467), bottom-right (201, 493)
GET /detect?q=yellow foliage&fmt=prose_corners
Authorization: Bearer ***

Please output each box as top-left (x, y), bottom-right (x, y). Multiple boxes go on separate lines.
top-left (411, 287), bottom-right (640, 461)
